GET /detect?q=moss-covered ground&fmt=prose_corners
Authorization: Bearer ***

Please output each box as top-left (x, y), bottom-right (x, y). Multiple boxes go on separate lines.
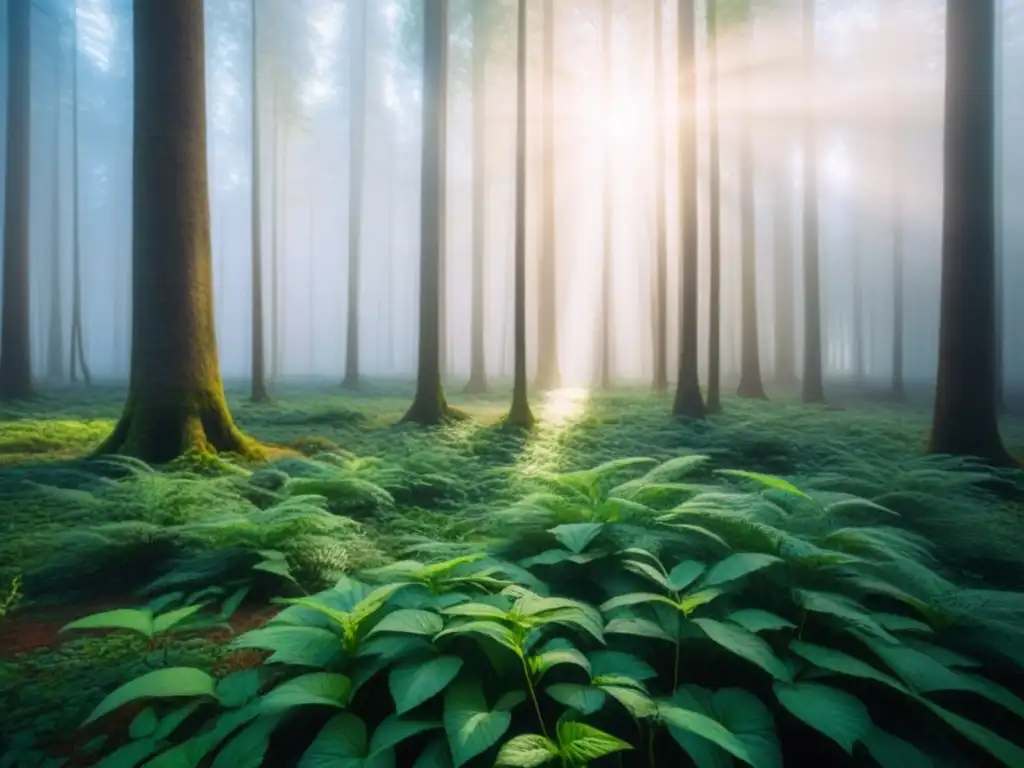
top-left (1, 379), bottom-right (1022, 762)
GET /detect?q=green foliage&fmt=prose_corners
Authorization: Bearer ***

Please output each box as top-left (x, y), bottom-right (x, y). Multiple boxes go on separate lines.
top-left (0, 574), bottom-right (22, 620)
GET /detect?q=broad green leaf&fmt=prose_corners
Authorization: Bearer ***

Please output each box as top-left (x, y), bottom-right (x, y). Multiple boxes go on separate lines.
top-left (557, 721), bottom-right (633, 763)
top-left (219, 586), bottom-right (251, 619)
top-left (495, 690), bottom-right (528, 711)
top-left (727, 610), bottom-right (795, 634)
top-left (368, 714), bottom-right (440, 755)
top-left (92, 738), bottom-right (160, 767)
top-left (692, 619), bottom-right (791, 681)
top-left (715, 470), bottom-right (810, 498)
top-left (216, 669), bottom-right (262, 709)
top-left (789, 641), bottom-right (907, 693)
top-left (773, 682), bottom-right (871, 754)
top-left (667, 686), bottom-right (781, 768)
top-left (661, 702), bottom-right (760, 767)
top-left (233, 625), bottom-right (343, 668)
top-left (358, 634), bottom-right (433, 663)
top-left (917, 699), bottom-right (1024, 767)
top-left (601, 592), bottom-right (677, 613)
top-left (369, 609), bottom-right (444, 638)
top-left (260, 672), bottom-right (350, 713)
top-left (211, 713), bottom-right (285, 768)
top-left (435, 621), bottom-right (521, 655)
top-left (153, 701), bottom-right (204, 741)
top-left (530, 645), bottom-right (591, 680)
top-left (604, 617), bottom-right (674, 643)
top-left (680, 589), bottom-right (724, 615)
top-left (602, 685), bottom-right (658, 719)
top-left (623, 559), bottom-right (674, 592)
top-left (494, 734), bottom-right (560, 767)
top-left (550, 523), bottom-right (605, 554)
top-left (153, 605), bottom-right (205, 635)
top-left (62, 608), bottom-right (154, 638)
top-left (299, 713), bottom-right (367, 766)
top-left (668, 560), bottom-right (707, 591)
top-left (129, 708), bottom-right (158, 739)
top-left (145, 704), bottom-right (261, 767)
top-left (861, 726), bottom-right (934, 768)
top-left (872, 613), bottom-right (932, 634)
top-left (702, 554), bottom-right (783, 588)
top-left (441, 603), bottom-right (510, 621)
top-left (795, 591), bottom-right (897, 642)
top-left (412, 738), bottom-right (454, 768)
top-left (84, 667), bottom-right (216, 724)
top-left (443, 680), bottom-right (513, 767)
top-left (390, 656), bottom-right (464, 714)
top-left (589, 650), bottom-right (658, 682)
top-left (545, 683), bottom-right (607, 714)
top-left (524, 605), bottom-right (605, 644)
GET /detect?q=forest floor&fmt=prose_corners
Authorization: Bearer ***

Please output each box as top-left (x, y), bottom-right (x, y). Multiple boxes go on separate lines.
top-left (1, 379), bottom-right (1023, 762)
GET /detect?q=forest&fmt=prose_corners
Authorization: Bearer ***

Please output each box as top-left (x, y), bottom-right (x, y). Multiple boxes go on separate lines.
top-left (0, 0), bottom-right (1023, 765)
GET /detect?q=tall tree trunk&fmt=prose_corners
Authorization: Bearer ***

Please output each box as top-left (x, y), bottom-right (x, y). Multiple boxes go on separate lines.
top-left (993, 0), bottom-right (1004, 411)
top-left (403, 0), bottom-right (453, 424)
top-left (773, 163), bottom-right (797, 389)
top-left (47, 54), bottom-right (65, 382)
top-left (597, 0), bottom-right (613, 391)
top-left (271, 105), bottom-right (282, 380)
top-left (652, 0), bottom-right (669, 394)
top-left (800, 0), bottom-right (825, 404)
top-left (704, 0), bottom-right (723, 411)
top-left (852, 236), bottom-right (865, 384)
top-left (464, 0), bottom-right (488, 394)
top-left (343, 0), bottom-right (367, 390)
top-left (672, 0), bottom-right (705, 418)
top-left (929, 0), bottom-right (1013, 465)
top-left (97, 0), bottom-right (261, 462)
top-left (70, 10), bottom-right (91, 387)
top-left (534, 0), bottom-right (560, 391)
top-left (0, 0), bottom-right (33, 399)
top-left (250, 0), bottom-right (268, 403)
top-left (506, 0), bottom-right (535, 428)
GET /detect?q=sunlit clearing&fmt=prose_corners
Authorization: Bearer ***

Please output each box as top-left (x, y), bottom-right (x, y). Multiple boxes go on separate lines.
top-left (514, 389), bottom-right (592, 478)
top-left (538, 388), bottom-right (591, 428)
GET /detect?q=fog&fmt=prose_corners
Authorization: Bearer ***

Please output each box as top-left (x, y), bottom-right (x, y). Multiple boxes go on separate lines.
top-left (2, 0), bottom-right (1022, 390)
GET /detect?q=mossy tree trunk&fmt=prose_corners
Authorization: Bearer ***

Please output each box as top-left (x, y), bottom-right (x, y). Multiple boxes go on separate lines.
top-left (465, 0), bottom-right (489, 395)
top-left (250, 0), bottom-right (269, 403)
top-left (0, 0), bottom-right (33, 400)
top-left (343, 0), bottom-right (368, 391)
top-left (928, 0), bottom-right (1014, 466)
top-left (506, 0), bottom-right (535, 429)
top-left (96, 0), bottom-right (261, 463)
top-left (672, 0), bottom-right (705, 419)
top-left (403, 0), bottom-right (453, 425)
top-left (800, 0), bottom-right (825, 404)
top-left (533, 0), bottom-right (560, 392)
top-left (651, 0), bottom-right (669, 394)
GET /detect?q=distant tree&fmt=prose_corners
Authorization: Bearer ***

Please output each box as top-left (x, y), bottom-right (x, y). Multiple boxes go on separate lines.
top-left (505, 0), bottom-right (534, 429)
top-left (0, 0), bottom-right (33, 400)
top-left (800, 0), bottom-right (825, 404)
top-left (929, 0), bottom-right (1014, 465)
top-left (96, 0), bottom-right (261, 462)
top-left (852, 230), bottom-right (865, 385)
top-left (596, 0), bottom-right (614, 391)
top-left (343, 0), bottom-right (368, 390)
top-left (672, 0), bottom-right (705, 418)
top-left (772, 163), bottom-right (798, 389)
top-left (994, 0), bottom-right (1005, 411)
top-left (403, 0), bottom-right (455, 425)
top-left (464, 0), bottom-right (489, 395)
top-left (533, 0), bottom-right (560, 392)
top-left (250, 0), bottom-right (269, 403)
top-left (47, 29), bottom-right (65, 382)
top-left (70, 6), bottom-right (91, 387)
top-left (652, 0), bottom-right (669, 394)
top-left (704, 0), bottom-right (722, 410)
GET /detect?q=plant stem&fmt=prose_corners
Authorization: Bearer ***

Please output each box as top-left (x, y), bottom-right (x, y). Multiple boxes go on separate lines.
top-left (672, 637), bottom-right (681, 691)
top-left (648, 723), bottom-right (656, 767)
top-left (521, 655), bottom-right (549, 738)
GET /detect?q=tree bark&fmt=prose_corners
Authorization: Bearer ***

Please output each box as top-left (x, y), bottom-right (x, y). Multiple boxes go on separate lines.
top-left (96, 0), bottom-right (261, 463)
top-left (506, 0), bottom-right (535, 428)
top-left (464, 0), bottom-right (489, 395)
top-left (800, 0), bottom-right (825, 404)
top-left (533, 0), bottom-right (560, 392)
top-left (672, 0), bottom-right (705, 418)
top-left (343, 0), bottom-right (368, 390)
top-left (993, 0), bottom-right (1005, 411)
top-left (403, 0), bottom-right (454, 425)
top-left (652, 0), bottom-right (669, 394)
top-left (597, 0), bottom-right (613, 391)
top-left (0, 0), bottom-right (33, 399)
top-left (773, 163), bottom-right (797, 390)
top-left (250, 0), bottom-right (268, 403)
top-left (47, 48), bottom-right (65, 382)
top-left (929, 0), bottom-right (1013, 466)
top-left (70, 9), bottom-right (91, 387)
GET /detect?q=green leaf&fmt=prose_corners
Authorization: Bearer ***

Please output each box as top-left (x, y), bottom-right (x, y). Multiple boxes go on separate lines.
top-left (441, 603), bottom-right (510, 621)
top-left (623, 559), bottom-right (674, 591)
top-left (216, 669), bottom-right (262, 709)
top-left (601, 592), bottom-right (677, 613)
top-left (260, 672), bottom-right (350, 713)
top-left (61, 608), bottom-right (154, 639)
top-left (604, 617), bottom-right (673, 643)
top-left (234, 625), bottom-right (343, 667)
top-left (444, 680), bottom-right (513, 767)
top-left (299, 713), bottom-right (368, 765)
top-left (219, 586), bottom-right (251, 619)
top-left (557, 721), bottom-right (632, 763)
top-left (701, 554), bottom-right (783, 588)
top-left (917, 699), bottom-right (1024, 767)
top-left (545, 683), bottom-right (607, 714)
top-left (128, 708), bottom-right (158, 739)
top-left (602, 685), bottom-right (658, 719)
top-left (412, 738), bottom-right (454, 768)
top-left (549, 523), bottom-right (604, 554)
top-left (680, 589), bottom-right (724, 615)
top-left (530, 644), bottom-right (591, 680)
top-left (495, 690), bottom-right (528, 711)
top-left (92, 738), bottom-right (160, 767)
top-left (773, 682), bottom-right (871, 754)
top-left (667, 686), bottom-right (781, 768)
top-left (211, 713), bottom-right (285, 768)
top-left (692, 619), bottom-right (792, 681)
top-left (727, 610), bottom-right (795, 634)
top-left (494, 734), bottom-right (560, 767)
top-left (369, 609), bottom-right (444, 638)
top-left (795, 591), bottom-right (896, 642)
top-left (368, 714), bottom-right (440, 755)
top-left (589, 650), bottom-right (657, 682)
top-left (661, 702), bottom-right (761, 767)
top-left (715, 470), bottom-right (810, 498)
top-left (872, 613), bottom-right (933, 634)
top-left (435, 620), bottom-right (521, 655)
top-left (84, 667), bottom-right (216, 724)
top-left (153, 605), bottom-right (205, 634)
top-left (861, 726), bottom-right (934, 768)
top-left (789, 641), bottom-right (908, 693)
top-left (668, 560), bottom-right (707, 591)
top-left (152, 701), bottom-right (204, 740)
top-left (390, 656), bottom-right (464, 714)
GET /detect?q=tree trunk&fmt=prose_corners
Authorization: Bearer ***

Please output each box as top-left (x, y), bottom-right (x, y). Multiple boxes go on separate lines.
top-left (70, 9), bottom-right (91, 387)
top-left (652, 0), bottom-right (669, 394)
top-left (0, 0), bottom-right (33, 399)
top-left (852, 232), bottom-right (865, 385)
top-left (929, 0), bottom-right (1013, 465)
top-left (250, 0), bottom-right (269, 403)
top-left (773, 163), bottom-right (797, 390)
top-left (533, 0), bottom-right (560, 391)
top-left (47, 53), bottom-right (65, 382)
top-left (343, 0), bottom-right (367, 390)
top-left (96, 0), bottom-right (261, 463)
top-left (993, 0), bottom-right (1005, 411)
top-left (464, 0), bottom-right (488, 394)
top-left (506, 0), bottom-right (535, 428)
top-left (800, 0), bottom-right (825, 404)
top-left (672, 0), bottom-right (705, 418)
top-left (271, 106), bottom-right (282, 381)
top-left (403, 0), bottom-right (454, 425)
top-left (597, 0), bottom-right (613, 392)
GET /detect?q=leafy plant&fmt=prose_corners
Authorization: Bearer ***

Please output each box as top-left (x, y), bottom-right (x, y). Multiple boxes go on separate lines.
top-left (0, 573), bottom-right (22, 620)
